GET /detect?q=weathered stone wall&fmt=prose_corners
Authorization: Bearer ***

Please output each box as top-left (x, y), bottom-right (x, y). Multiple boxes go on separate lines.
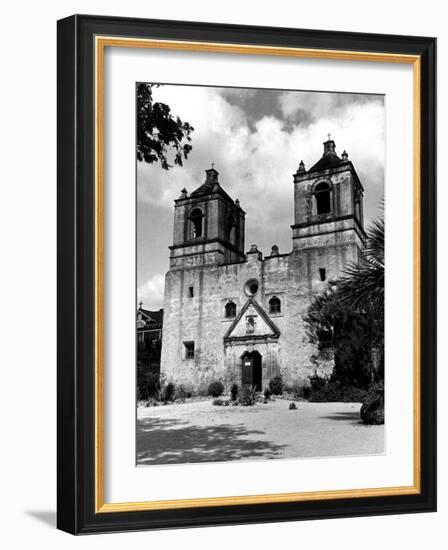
top-left (171, 192), bottom-right (245, 265)
top-left (294, 165), bottom-right (362, 226)
top-left (224, 340), bottom-right (280, 387)
top-left (160, 157), bottom-right (365, 392)
top-left (160, 239), bottom-right (353, 391)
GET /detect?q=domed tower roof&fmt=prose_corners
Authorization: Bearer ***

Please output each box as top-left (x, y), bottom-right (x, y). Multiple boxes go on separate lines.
top-left (190, 167), bottom-right (220, 197)
top-left (307, 136), bottom-right (348, 174)
top-left (189, 166), bottom-right (243, 209)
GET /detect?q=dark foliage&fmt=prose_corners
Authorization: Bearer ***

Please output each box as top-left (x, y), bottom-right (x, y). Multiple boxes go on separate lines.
top-left (269, 375), bottom-right (283, 395)
top-left (338, 217), bottom-right (384, 318)
top-left (239, 385), bottom-right (257, 406)
top-left (136, 366), bottom-right (161, 401)
top-left (360, 381), bottom-right (385, 424)
top-left (161, 382), bottom-right (176, 404)
top-left (303, 214), bottom-right (385, 397)
top-left (174, 384), bottom-right (192, 401)
top-left (304, 289), bottom-right (382, 390)
top-left (230, 383), bottom-right (239, 401)
top-left (264, 387), bottom-right (272, 400)
top-left (308, 373), bottom-right (368, 402)
top-left (291, 384), bottom-right (311, 400)
top-left (212, 398), bottom-right (231, 407)
top-left (208, 380), bottom-right (224, 398)
top-left (137, 83), bottom-right (194, 169)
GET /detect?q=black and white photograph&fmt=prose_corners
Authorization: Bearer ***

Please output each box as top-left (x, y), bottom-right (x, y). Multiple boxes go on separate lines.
top-left (0, 0), bottom-right (439, 543)
top-left (136, 83), bottom-right (385, 466)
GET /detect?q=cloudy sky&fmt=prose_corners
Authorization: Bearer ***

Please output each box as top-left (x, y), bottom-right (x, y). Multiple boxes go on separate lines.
top-left (137, 84), bottom-right (385, 311)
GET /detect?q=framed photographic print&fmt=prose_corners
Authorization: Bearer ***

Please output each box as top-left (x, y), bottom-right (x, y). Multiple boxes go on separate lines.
top-left (57, 15), bottom-right (436, 534)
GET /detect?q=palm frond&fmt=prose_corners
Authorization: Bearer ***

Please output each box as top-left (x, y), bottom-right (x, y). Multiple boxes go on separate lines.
top-left (338, 258), bottom-right (384, 316)
top-left (337, 215), bottom-right (385, 317)
top-left (364, 217), bottom-right (384, 266)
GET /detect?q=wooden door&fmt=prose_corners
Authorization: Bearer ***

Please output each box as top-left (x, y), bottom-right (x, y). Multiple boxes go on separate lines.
top-left (242, 355), bottom-right (253, 386)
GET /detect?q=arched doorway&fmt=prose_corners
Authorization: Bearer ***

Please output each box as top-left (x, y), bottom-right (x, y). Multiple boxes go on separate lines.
top-left (241, 351), bottom-right (262, 391)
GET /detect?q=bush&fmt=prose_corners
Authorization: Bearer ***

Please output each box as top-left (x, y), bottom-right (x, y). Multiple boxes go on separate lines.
top-left (196, 382), bottom-right (210, 397)
top-left (367, 381), bottom-right (384, 396)
top-left (213, 398), bottom-right (230, 406)
top-left (239, 384), bottom-right (257, 406)
top-left (309, 371), bottom-right (329, 391)
top-left (137, 370), bottom-right (162, 401)
top-left (360, 382), bottom-right (384, 424)
top-left (269, 375), bottom-right (283, 395)
top-left (230, 383), bottom-right (239, 401)
top-left (161, 382), bottom-right (176, 403)
top-left (291, 384), bottom-right (311, 400)
top-left (208, 380), bottom-right (224, 398)
top-left (289, 402), bottom-right (297, 410)
top-left (145, 397), bottom-right (159, 407)
top-left (174, 384), bottom-right (192, 401)
top-left (308, 378), bottom-right (367, 403)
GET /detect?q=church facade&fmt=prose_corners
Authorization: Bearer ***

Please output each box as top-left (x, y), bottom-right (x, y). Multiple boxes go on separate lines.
top-left (160, 138), bottom-right (366, 391)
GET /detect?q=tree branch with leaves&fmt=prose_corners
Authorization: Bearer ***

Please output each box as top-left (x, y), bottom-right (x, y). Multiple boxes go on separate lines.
top-left (137, 83), bottom-right (194, 169)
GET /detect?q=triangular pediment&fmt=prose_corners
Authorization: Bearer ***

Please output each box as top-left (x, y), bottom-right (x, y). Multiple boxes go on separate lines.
top-left (224, 298), bottom-right (280, 341)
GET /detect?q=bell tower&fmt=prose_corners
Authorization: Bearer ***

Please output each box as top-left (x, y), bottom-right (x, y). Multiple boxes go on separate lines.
top-left (291, 137), bottom-right (366, 282)
top-left (168, 167), bottom-right (245, 269)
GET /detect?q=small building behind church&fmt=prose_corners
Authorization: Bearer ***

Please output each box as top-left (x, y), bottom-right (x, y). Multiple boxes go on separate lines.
top-left (160, 138), bottom-right (366, 392)
top-left (137, 306), bottom-right (164, 376)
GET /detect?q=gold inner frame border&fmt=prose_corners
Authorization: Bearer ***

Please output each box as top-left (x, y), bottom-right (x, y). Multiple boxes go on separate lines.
top-left (94, 36), bottom-right (421, 514)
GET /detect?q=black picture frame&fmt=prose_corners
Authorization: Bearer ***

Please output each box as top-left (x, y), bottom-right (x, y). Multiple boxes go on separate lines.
top-left (57, 14), bottom-right (436, 534)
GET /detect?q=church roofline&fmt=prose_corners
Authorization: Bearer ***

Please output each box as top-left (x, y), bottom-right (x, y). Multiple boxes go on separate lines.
top-left (264, 252), bottom-right (291, 260)
top-left (176, 166), bottom-right (245, 212)
top-left (174, 191), bottom-right (246, 214)
top-left (294, 160), bottom-right (365, 192)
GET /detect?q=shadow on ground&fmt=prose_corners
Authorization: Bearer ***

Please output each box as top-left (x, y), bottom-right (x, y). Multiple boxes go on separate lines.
top-left (321, 410), bottom-right (362, 424)
top-left (137, 417), bottom-right (286, 465)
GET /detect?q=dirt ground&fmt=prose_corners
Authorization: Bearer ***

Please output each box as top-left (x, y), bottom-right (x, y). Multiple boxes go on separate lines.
top-left (136, 399), bottom-right (384, 465)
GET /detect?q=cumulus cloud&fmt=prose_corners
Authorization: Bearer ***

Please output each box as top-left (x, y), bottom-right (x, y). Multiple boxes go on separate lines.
top-left (137, 84), bottom-right (385, 305)
top-left (138, 274), bottom-right (165, 311)
top-left (278, 91), bottom-right (383, 126)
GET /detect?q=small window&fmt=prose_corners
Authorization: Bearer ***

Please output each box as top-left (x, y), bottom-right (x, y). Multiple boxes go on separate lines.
top-left (315, 182), bottom-right (331, 215)
top-left (190, 208), bottom-right (203, 238)
top-left (188, 286), bottom-right (194, 297)
top-left (319, 268), bottom-right (326, 281)
top-left (246, 317), bottom-right (255, 334)
top-left (244, 279), bottom-right (259, 297)
top-left (225, 301), bottom-right (236, 318)
top-left (269, 296), bottom-right (281, 314)
top-left (184, 341), bottom-right (195, 359)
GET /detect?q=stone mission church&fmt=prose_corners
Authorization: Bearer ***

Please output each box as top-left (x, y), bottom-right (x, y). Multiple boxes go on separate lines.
top-left (160, 138), bottom-right (366, 391)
